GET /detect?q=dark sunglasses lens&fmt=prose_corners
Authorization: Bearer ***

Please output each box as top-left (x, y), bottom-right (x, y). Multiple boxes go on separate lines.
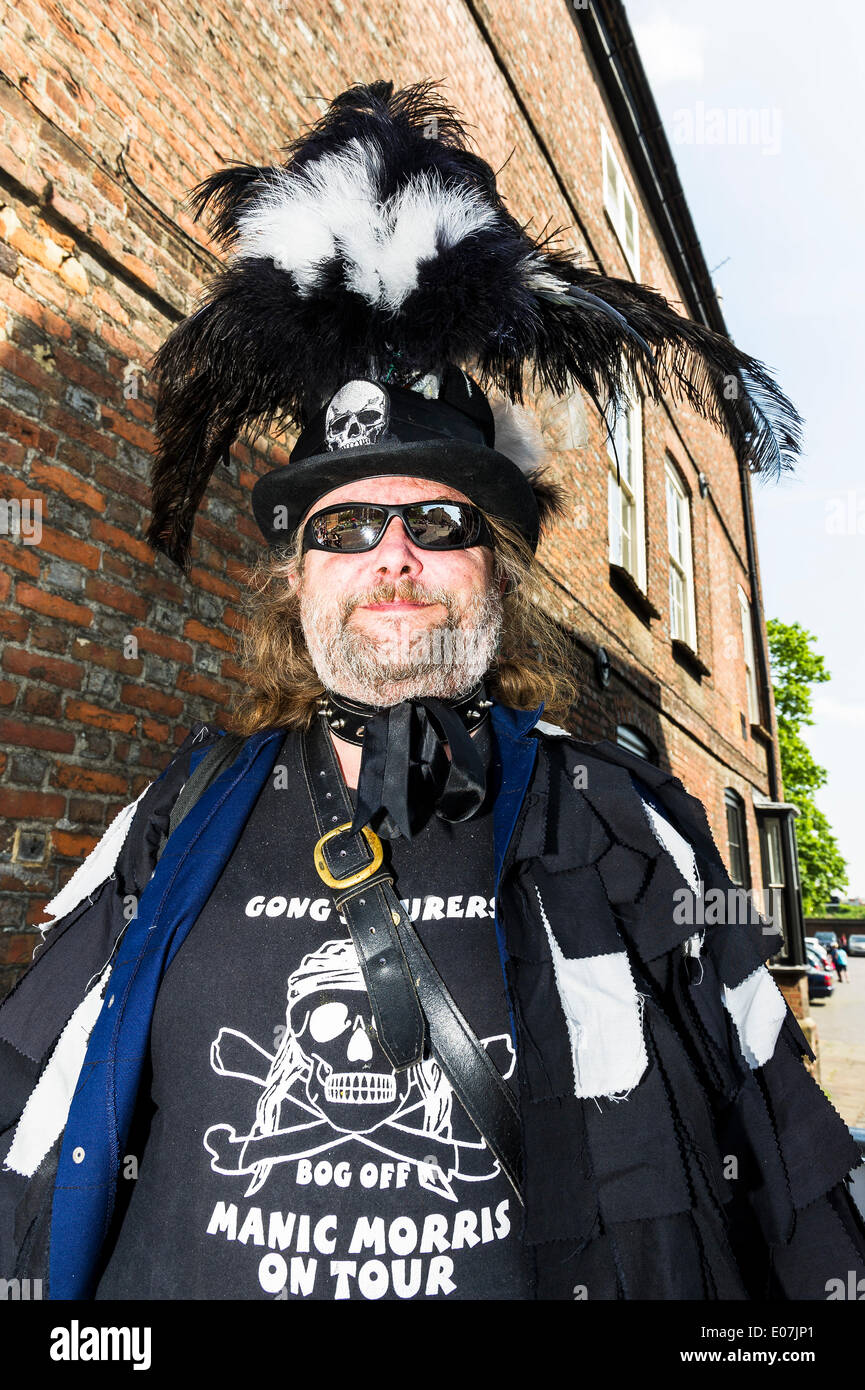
top-left (405, 503), bottom-right (476, 547)
top-left (311, 506), bottom-right (386, 551)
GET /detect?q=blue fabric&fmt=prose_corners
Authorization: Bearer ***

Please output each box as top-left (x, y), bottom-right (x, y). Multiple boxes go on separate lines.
top-left (48, 706), bottom-right (544, 1299)
top-left (489, 703), bottom-right (543, 1047)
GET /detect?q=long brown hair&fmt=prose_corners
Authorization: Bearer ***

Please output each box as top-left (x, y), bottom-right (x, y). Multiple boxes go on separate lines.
top-left (223, 511), bottom-right (579, 735)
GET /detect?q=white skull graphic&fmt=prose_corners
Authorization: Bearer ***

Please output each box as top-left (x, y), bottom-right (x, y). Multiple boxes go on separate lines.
top-left (301, 994), bottom-right (412, 1134)
top-left (325, 380), bottom-right (390, 451)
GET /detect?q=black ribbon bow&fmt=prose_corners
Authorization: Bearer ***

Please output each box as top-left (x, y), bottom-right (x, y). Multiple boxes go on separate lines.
top-left (348, 697), bottom-right (488, 840)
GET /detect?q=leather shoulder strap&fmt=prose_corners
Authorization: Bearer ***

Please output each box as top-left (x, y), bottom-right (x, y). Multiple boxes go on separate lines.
top-left (156, 731), bottom-right (248, 859)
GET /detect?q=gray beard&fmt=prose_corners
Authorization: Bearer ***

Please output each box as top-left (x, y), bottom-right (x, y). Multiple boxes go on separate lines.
top-left (299, 578), bottom-right (503, 706)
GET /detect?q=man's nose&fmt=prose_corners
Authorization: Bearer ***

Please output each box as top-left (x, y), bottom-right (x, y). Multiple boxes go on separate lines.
top-left (372, 515), bottom-right (424, 576)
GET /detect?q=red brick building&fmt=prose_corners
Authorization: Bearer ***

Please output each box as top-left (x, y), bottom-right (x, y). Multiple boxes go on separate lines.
top-left (0, 0), bottom-right (807, 1000)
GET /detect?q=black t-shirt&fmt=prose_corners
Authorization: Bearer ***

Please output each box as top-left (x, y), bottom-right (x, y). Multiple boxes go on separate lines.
top-left (95, 723), bottom-right (531, 1301)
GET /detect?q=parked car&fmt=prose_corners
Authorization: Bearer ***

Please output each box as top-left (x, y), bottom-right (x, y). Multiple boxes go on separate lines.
top-left (848, 934), bottom-right (865, 957)
top-left (805, 937), bottom-right (833, 969)
top-left (815, 930), bottom-right (839, 948)
top-left (807, 962), bottom-right (835, 1000)
top-left (806, 947), bottom-right (831, 978)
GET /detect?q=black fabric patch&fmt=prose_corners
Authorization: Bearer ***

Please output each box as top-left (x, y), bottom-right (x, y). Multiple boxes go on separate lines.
top-left (755, 1026), bottom-right (863, 1212)
top-left (715, 1076), bottom-right (796, 1247)
top-left (708, 917), bottom-right (784, 991)
top-left (505, 957), bottom-right (574, 1102)
top-left (528, 860), bottom-right (621, 958)
top-left (615, 852), bottom-right (705, 965)
top-left (518, 1095), bottom-right (598, 1248)
top-left (675, 951), bottom-right (743, 1099)
top-left (533, 1231), bottom-right (617, 1301)
top-left (582, 1044), bottom-right (692, 1226)
top-left (595, 843), bottom-right (651, 906)
top-left (610, 1209), bottom-right (749, 1300)
top-left (768, 1189), bottom-right (865, 1299)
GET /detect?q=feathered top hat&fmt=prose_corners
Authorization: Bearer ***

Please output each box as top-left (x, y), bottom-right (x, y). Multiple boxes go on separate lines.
top-left (146, 79), bottom-right (802, 569)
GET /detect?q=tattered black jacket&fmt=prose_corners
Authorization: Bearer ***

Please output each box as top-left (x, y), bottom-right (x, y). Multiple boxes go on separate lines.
top-left (0, 704), bottom-right (862, 1299)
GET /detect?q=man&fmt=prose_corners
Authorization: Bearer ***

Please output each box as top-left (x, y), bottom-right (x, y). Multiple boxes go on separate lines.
top-left (1, 80), bottom-right (863, 1301)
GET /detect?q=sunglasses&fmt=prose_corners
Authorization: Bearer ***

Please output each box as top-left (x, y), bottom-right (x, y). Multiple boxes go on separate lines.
top-left (301, 500), bottom-right (494, 554)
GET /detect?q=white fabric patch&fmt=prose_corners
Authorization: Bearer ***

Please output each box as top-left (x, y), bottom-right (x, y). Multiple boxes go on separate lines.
top-left (3, 965), bottom-right (112, 1178)
top-left (535, 887), bottom-right (648, 1100)
top-left (534, 718), bottom-right (569, 737)
top-left (722, 965), bottom-right (786, 1069)
top-left (38, 784), bottom-right (152, 927)
top-left (641, 800), bottom-right (701, 896)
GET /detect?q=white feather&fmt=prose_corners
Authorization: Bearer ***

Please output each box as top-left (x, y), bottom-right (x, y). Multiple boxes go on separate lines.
top-left (381, 170), bottom-right (497, 307)
top-left (520, 254), bottom-right (573, 302)
top-left (236, 143), bottom-right (383, 298)
top-left (489, 395), bottom-right (546, 475)
top-left (234, 138), bottom-right (498, 310)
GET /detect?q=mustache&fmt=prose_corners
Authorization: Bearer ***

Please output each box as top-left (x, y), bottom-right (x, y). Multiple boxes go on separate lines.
top-left (340, 579), bottom-right (452, 618)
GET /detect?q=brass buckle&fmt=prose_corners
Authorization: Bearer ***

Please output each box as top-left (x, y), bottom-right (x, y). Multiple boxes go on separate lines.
top-left (314, 822), bottom-right (383, 889)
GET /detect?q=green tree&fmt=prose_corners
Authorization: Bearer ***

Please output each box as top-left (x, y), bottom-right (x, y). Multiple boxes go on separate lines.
top-left (765, 619), bottom-right (848, 915)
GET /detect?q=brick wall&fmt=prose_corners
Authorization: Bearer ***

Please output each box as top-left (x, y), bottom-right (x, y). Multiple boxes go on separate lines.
top-left (0, 0), bottom-right (781, 992)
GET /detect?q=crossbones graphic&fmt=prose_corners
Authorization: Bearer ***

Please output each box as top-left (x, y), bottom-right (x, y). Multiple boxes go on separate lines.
top-left (203, 939), bottom-right (515, 1202)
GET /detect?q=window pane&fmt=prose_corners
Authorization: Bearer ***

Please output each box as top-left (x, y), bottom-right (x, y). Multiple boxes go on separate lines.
top-left (623, 195), bottom-right (636, 257)
top-left (621, 407), bottom-right (633, 487)
top-left (621, 494), bottom-right (634, 573)
top-left (605, 150), bottom-right (618, 204)
top-left (670, 568), bottom-right (684, 639)
top-left (608, 470), bottom-right (621, 565)
top-left (666, 478), bottom-right (679, 557)
top-left (764, 819), bottom-right (784, 883)
top-left (725, 796), bottom-right (749, 887)
top-left (616, 724), bottom-right (656, 761)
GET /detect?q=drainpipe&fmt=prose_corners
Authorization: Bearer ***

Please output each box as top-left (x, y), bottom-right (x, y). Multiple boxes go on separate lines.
top-left (738, 461), bottom-right (780, 801)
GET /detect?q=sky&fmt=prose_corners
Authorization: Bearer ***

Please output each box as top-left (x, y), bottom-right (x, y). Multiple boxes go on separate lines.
top-left (626, 0), bottom-right (865, 898)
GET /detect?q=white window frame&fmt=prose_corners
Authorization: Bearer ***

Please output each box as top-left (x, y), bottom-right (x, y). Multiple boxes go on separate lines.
top-left (601, 125), bottom-right (640, 278)
top-left (606, 380), bottom-right (646, 592)
top-left (737, 584), bottom-right (761, 725)
top-left (665, 458), bottom-right (698, 650)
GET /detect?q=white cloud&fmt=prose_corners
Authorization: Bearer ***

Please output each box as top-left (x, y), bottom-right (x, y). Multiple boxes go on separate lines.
top-left (630, 15), bottom-right (708, 85)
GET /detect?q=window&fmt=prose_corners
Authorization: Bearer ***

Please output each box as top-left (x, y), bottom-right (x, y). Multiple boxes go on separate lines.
top-left (665, 458), bottom-right (697, 650)
top-left (758, 814), bottom-right (788, 953)
top-left (601, 125), bottom-right (640, 277)
top-left (616, 724), bottom-right (657, 763)
top-left (737, 585), bottom-right (761, 725)
top-left (607, 381), bottom-right (646, 591)
top-left (724, 789), bottom-right (751, 888)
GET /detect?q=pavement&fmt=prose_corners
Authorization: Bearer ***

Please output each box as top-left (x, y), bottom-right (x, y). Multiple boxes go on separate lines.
top-left (809, 955), bottom-right (865, 1128)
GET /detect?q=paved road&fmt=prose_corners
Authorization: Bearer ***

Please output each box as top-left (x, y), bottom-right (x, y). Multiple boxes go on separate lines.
top-left (809, 955), bottom-right (865, 1128)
